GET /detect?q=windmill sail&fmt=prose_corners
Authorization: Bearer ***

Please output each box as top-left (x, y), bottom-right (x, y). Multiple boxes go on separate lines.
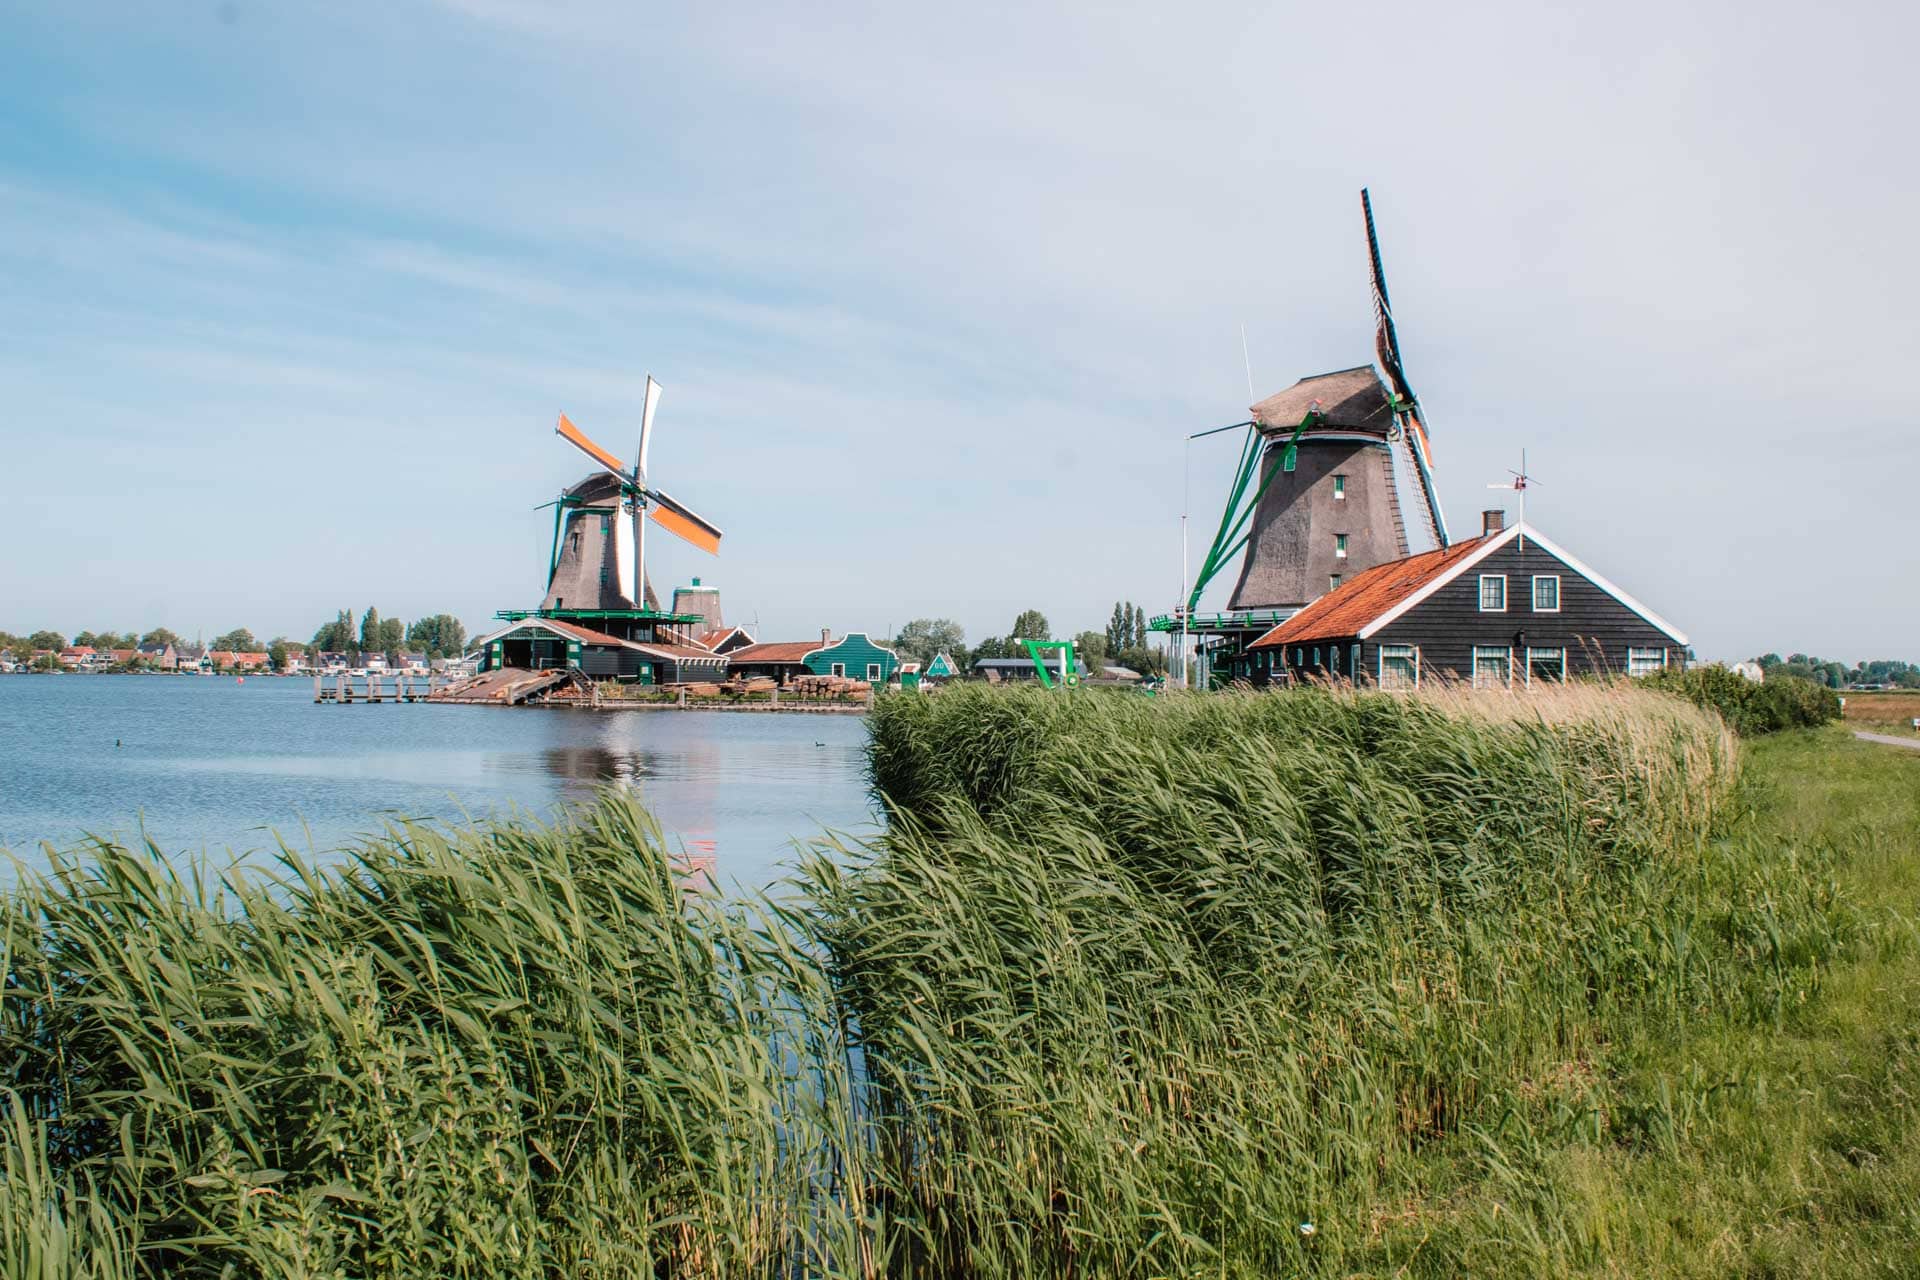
top-left (1360, 188), bottom-right (1447, 548)
top-left (646, 489), bottom-right (722, 555)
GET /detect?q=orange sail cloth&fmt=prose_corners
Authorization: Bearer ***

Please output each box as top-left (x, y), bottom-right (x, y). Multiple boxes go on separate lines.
top-left (648, 503), bottom-right (721, 554)
top-left (556, 412), bottom-right (627, 476)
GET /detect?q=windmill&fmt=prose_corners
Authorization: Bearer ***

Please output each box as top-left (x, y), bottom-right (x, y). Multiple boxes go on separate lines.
top-left (1154, 189), bottom-right (1456, 686)
top-left (1194, 189), bottom-right (1450, 614)
top-left (538, 376), bottom-right (724, 627)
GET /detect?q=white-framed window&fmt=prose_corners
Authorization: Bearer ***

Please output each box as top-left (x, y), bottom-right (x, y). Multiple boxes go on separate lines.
top-left (1333, 474), bottom-right (1346, 500)
top-left (1335, 533), bottom-right (1349, 558)
top-left (1532, 575), bottom-right (1561, 612)
top-left (1479, 575), bottom-right (1507, 612)
top-left (1379, 644), bottom-right (1419, 690)
top-left (866, 662), bottom-right (881, 680)
top-left (1526, 647), bottom-right (1566, 685)
top-left (1628, 647), bottom-right (1666, 677)
top-left (831, 662), bottom-right (846, 677)
top-left (1473, 645), bottom-right (1512, 689)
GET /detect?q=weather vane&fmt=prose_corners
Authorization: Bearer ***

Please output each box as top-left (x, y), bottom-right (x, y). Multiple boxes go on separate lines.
top-left (1487, 449), bottom-right (1538, 549)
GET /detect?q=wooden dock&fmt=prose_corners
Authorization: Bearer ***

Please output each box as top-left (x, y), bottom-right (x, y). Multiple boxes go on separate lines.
top-left (313, 673), bottom-right (457, 704)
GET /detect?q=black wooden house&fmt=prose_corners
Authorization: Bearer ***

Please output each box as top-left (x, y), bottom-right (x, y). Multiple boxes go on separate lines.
top-left (1244, 512), bottom-right (1686, 688)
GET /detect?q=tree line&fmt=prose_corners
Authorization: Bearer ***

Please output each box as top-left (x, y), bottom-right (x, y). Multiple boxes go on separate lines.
top-left (889, 601), bottom-right (1166, 677)
top-left (2, 612), bottom-right (470, 671)
top-left (309, 609), bottom-right (468, 662)
top-left (1752, 653), bottom-right (1920, 690)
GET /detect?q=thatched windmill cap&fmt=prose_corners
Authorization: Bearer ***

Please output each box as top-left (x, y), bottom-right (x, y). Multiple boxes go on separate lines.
top-left (1250, 365), bottom-right (1394, 436)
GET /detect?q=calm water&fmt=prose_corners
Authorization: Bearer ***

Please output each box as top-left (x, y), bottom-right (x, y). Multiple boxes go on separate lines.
top-left (0, 675), bottom-right (877, 890)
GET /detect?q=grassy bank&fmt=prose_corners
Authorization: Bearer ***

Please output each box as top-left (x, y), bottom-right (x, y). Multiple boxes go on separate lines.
top-left (1363, 726), bottom-right (1920, 1277)
top-left (4, 685), bottom-right (1916, 1276)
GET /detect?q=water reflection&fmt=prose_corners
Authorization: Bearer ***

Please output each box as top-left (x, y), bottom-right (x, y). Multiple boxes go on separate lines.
top-left (536, 745), bottom-right (661, 790)
top-left (0, 679), bottom-right (878, 891)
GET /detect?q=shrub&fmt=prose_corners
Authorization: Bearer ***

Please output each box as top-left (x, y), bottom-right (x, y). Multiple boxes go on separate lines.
top-left (1640, 666), bottom-right (1840, 735)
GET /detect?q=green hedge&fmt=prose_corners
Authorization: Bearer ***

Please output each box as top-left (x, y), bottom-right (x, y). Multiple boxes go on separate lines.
top-left (1639, 665), bottom-right (1840, 735)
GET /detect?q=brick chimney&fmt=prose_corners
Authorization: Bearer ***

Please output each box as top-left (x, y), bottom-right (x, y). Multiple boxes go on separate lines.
top-left (1482, 509), bottom-right (1506, 537)
top-left (821, 627), bottom-right (833, 647)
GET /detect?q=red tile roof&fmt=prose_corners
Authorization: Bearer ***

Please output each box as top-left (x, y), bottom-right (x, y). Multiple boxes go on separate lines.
top-left (1248, 535), bottom-right (1494, 649)
top-left (727, 641), bottom-right (817, 663)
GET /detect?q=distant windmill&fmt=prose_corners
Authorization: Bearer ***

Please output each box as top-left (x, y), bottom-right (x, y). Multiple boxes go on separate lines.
top-left (539, 376), bottom-right (724, 622)
top-left (1487, 449), bottom-right (1538, 548)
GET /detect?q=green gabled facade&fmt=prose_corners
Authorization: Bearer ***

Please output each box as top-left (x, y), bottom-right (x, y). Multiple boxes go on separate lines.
top-left (925, 652), bottom-right (958, 679)
top-left (803, 632), bottom-right (901, 682)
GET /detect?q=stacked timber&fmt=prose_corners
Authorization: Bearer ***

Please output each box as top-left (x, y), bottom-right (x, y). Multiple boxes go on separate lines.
top-left (787, 674), bottom-right (870, 701)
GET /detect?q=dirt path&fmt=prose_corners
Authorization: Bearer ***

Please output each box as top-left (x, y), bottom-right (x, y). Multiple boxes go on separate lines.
top-left (1854, 729), bottom-right (1920, 750)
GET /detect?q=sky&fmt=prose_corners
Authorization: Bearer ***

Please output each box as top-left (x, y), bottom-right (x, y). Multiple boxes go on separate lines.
top-left (1, 1), bottom-right (1913, 662)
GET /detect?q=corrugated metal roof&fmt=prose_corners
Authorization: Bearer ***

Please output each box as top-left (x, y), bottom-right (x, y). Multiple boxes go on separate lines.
top-left (1248, 535), bottom-right (1492, 648)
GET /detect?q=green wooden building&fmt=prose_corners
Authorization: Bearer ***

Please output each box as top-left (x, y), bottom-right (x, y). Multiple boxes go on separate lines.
top-left (802, 631), bottom-right (901, 682)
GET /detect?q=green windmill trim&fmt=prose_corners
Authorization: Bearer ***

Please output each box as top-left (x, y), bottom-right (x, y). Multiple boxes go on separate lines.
top-left (1021, 639), bottom-right (1080, 690)
top-left (1184, 409), bottom-right (1320, 618)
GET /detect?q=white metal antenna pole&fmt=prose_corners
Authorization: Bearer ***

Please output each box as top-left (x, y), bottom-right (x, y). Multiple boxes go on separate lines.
top-left (1519, 448), bottom-right (1527, 551)
top-left (1240, 324), bottom-right (1256, 403)
top-left (1180, 436), bottom-right (1190, 689)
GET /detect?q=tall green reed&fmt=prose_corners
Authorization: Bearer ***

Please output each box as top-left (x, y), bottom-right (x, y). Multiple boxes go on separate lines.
top-left (6, 679), bottom-right (1833, 1277)
top-left (1, 802), bottom-right (871, 1279)
top-left (808, 682), bottom-right (1747, 1275)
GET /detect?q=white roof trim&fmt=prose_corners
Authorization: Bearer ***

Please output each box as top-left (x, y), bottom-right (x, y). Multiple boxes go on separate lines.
top-left (1513, 525), bottom-right (1689, 645)
top-left (629, 643), bottom-right (728, 661)
top-left (1356, 522), bottom-right (1687, 645)
top-left (1356, 526), bottom-right (1519, 639)
top-left (1263, 431), bottom-right (1390, 447)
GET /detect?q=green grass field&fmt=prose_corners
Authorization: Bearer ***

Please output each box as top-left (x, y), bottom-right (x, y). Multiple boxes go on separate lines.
top-left (1366, 727), bottom-right (1920, 1276)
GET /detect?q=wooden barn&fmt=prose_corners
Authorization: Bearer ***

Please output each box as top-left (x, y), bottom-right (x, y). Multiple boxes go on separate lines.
top-left (473, 618), bottom-right (722, 684)
top-left (723, 641), bottom-right (818, 684)
top-left (1243, 512), bottom-right (1686, 688)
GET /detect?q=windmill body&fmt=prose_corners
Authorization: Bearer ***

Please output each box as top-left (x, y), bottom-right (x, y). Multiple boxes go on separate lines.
top-left (1227, 365), bottom-right (1443, 611)
top-left (540, 471), bottom-right (663, 619)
